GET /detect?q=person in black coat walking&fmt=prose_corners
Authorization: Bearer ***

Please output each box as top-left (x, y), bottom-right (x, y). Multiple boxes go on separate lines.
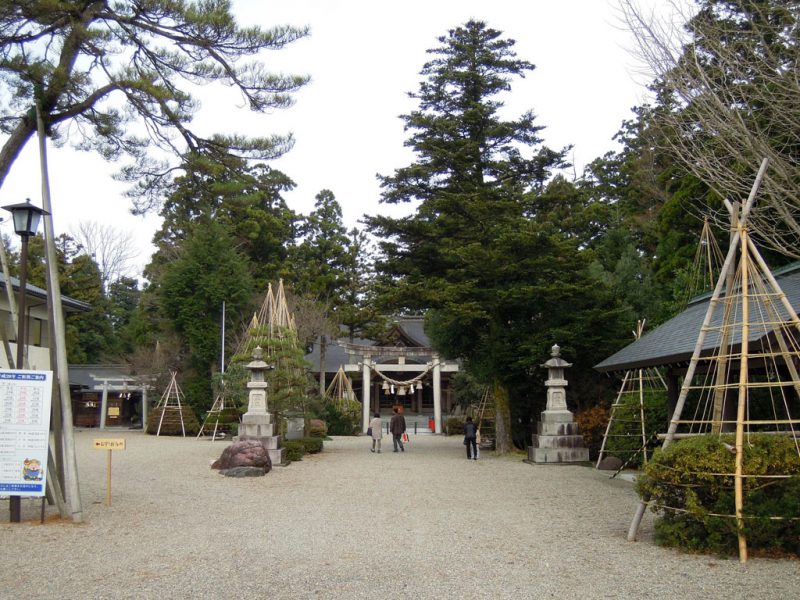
top-left (389, 407), bottom-right (406, 452)
top-left (463, 416), bottom-right (479, 460)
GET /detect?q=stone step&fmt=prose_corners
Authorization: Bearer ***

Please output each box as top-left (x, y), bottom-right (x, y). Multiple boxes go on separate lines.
top-left (527, 446), bottom-right (589, 463)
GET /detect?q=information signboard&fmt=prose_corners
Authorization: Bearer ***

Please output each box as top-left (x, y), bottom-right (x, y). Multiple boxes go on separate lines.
top-left (0, 370), bottom-right (53, 497)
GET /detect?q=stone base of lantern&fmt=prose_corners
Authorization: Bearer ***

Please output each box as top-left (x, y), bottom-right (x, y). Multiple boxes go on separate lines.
top-left (528, 409), bottom-right (589, 464)
top-left (234, 414), bottom-right (286, 466)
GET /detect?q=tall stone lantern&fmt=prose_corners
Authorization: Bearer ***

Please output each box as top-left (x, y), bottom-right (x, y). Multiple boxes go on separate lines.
top-left (527, 344), bottom-right (589, 464)
top-left (233, 346), bottom-right (286, 466)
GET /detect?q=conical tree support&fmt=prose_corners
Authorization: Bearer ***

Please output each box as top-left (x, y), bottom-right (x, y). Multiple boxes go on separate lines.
top-left (596, 321), bottom-right (667, 468)
top-left (627, 158), bottom-right (800, 563)
top-left (155, 372), bottom-right (186, 437)
top-left (325, 367), bottom-right (357, 413)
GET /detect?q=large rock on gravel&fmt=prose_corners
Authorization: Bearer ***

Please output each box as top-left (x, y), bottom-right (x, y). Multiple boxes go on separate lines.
top-left (211, 440), bottom-right (272, 473)
top-left (220, 466), bottom-right (266, 478)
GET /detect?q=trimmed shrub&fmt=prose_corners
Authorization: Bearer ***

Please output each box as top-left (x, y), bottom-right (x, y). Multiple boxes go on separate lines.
top-left (301, 437), bottom-right (323, 454)
top-left (575, 405), bottom-right (608, 460)
top-left (282, 437), bottom-right (324, 462)
top-left (283, 440), bottom-right (305, 462)
top-left (323, 403), bottom-right (360, 435)
top-left (637, 434), bottom-right (800, 556)
top-left (445, 417), bottom-right (465, 436)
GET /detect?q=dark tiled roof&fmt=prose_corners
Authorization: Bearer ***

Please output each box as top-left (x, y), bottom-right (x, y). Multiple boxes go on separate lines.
top-left (595, 262), bottom-right (800, 373)
top-left (68, 364), bottom-right (134, 389)
top-left (305, 316), bottom-right (435, 373)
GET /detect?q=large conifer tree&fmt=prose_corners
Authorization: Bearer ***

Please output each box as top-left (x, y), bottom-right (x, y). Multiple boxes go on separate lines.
top-left (365, 21), bottom-right (568, 452)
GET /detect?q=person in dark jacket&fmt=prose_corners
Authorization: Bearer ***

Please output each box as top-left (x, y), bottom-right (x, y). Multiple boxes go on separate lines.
top-left (464, 416), bottom-right (478, 460)
top-left (389, 407), bottom-right (406, 452)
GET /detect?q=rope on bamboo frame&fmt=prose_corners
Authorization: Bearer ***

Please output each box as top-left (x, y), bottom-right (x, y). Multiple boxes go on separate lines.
top-left (650, 504), bottom-right (800, 521)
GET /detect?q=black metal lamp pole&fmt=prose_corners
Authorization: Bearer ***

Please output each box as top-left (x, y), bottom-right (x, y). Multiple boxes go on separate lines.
top-left (3, 199), bottom-right (47, 523)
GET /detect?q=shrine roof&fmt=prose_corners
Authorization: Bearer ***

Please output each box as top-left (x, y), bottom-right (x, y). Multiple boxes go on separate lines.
top-left (595, 261), bottom-right (800, 373)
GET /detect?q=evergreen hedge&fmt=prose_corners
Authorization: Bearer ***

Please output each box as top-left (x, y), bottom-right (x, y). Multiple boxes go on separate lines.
top-left (637, 434), bottom-right (800, 556)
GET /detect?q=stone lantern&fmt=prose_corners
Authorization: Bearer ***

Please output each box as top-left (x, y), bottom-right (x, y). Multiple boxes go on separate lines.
top-left (233, 346), bottom-right (286, 466)
top-left (527, 344), bottom-right (589, 464)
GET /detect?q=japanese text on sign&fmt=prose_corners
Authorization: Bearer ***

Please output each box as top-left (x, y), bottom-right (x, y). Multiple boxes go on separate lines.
top-left (0, 370), bottom-right (53, 497)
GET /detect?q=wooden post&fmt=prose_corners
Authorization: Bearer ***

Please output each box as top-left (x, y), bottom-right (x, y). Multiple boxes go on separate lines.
top-left (362, 356), bottom-right (371, 433)
top-left (433, 355), bottom-right (442, 434)
top-left (638, 367), bottom-right (647, 464)
top-left (36, 104), bottom-right (83, 523)
top-left (100, 380), bottom-right (109, 430)
top-left (142, 387), bottom-right (148, 431)
top-left (734, 227), bottom-right (750, 563)
top-left (106, 449), bottom-right (113, 506)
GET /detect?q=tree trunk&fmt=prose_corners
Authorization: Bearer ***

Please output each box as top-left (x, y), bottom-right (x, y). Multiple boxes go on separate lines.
top-left (493, 380), bottom-right (513, 455)
top-left (0, 117), bottom-right (36, 191)
top-left (319, 335), bottom-right (327, 397)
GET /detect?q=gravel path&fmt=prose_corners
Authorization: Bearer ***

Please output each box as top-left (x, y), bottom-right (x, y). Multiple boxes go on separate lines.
top-left (1, 430), bottom-right (798, 599)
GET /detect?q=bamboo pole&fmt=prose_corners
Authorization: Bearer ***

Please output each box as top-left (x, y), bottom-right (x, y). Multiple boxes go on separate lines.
top-left (628, 159), bottom-right (768, 542)
top-left (711, 203), bottom-right (739, 434)
top-left (628, 226), bottom-right (741, 540)
top-left (638, 367), bottom-right (648, 464)
top-left (36, 104), bottom-right (83, 523)
top-left (596, 370), bottom-right (632, 468)
top-left (734, 227), bottom-right (750, 563)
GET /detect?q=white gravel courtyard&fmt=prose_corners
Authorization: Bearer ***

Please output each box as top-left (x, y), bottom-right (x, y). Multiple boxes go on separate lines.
top-left (1, 430), bottom-right (798, 599)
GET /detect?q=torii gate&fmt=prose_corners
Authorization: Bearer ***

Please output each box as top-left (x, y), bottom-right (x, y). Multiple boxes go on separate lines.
top-left (342, 343), bottom-right (458, 434)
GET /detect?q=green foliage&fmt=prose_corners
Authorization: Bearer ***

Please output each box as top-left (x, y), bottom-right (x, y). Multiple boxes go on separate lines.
top-left (301, 437), bottom-right (324, 454)
top-left (22, 234), bottom-right (115, 363)
top-left (445, 417), bottom-right (465, 436)
top-left (637, 434), bottom-right (800, 556)
top-left (322, 403), bottom-right (360, 436)
top-left (153, 156), bottom-right (299, 287)
top-left (283, 440), bottom-right (305, 462)
top-left (146, 405), bottom-right (200, 436)
top-left (158, 220), bottom-right (253, 412)
top-left (0, 2), bottom-right (309, 207)
top-left (231, 322), bottom-right (314, 421)
top-left (450, 372), bottom-right (486, 411)
top-left (283, 437), bottom-right (324, 462)
top-left (366, 20), bottom-right (629, 453)
top-left (605, 389), bottom-right (669, 468)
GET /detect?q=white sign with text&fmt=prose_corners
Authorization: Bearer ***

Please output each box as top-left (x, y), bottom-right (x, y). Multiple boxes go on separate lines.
top-left (0, 370), bottom-right (53, 497)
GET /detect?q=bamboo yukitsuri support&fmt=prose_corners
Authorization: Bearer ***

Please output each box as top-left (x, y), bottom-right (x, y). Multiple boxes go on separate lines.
top-left (197, 391), bottom-right (235, 441)
top-left (596, 320), bottom-right (667, 468)
top-left (324, 367), bottom-right (357, 410)
top-left (627, 158), bottom-right (800, 563)
top-left (155, 372), bottom-right (186, 437)
top-left (35, 103), bottom-right (82, 522)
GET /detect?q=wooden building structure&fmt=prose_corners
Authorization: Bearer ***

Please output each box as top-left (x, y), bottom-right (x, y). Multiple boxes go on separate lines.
top-left (0, 273), bottom-right (90, 370)
top-left (68, 364), bottom-right (149, 429)
top-left (305, 317), bottom-right (459, 433)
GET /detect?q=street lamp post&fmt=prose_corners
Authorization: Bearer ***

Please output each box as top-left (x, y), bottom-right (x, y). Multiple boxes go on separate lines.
top-left (3, 198), bottom-right (48, 523)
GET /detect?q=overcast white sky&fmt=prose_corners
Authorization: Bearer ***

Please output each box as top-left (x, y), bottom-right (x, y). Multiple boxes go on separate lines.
top-left (0, 0), bottom-right (674, 277)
